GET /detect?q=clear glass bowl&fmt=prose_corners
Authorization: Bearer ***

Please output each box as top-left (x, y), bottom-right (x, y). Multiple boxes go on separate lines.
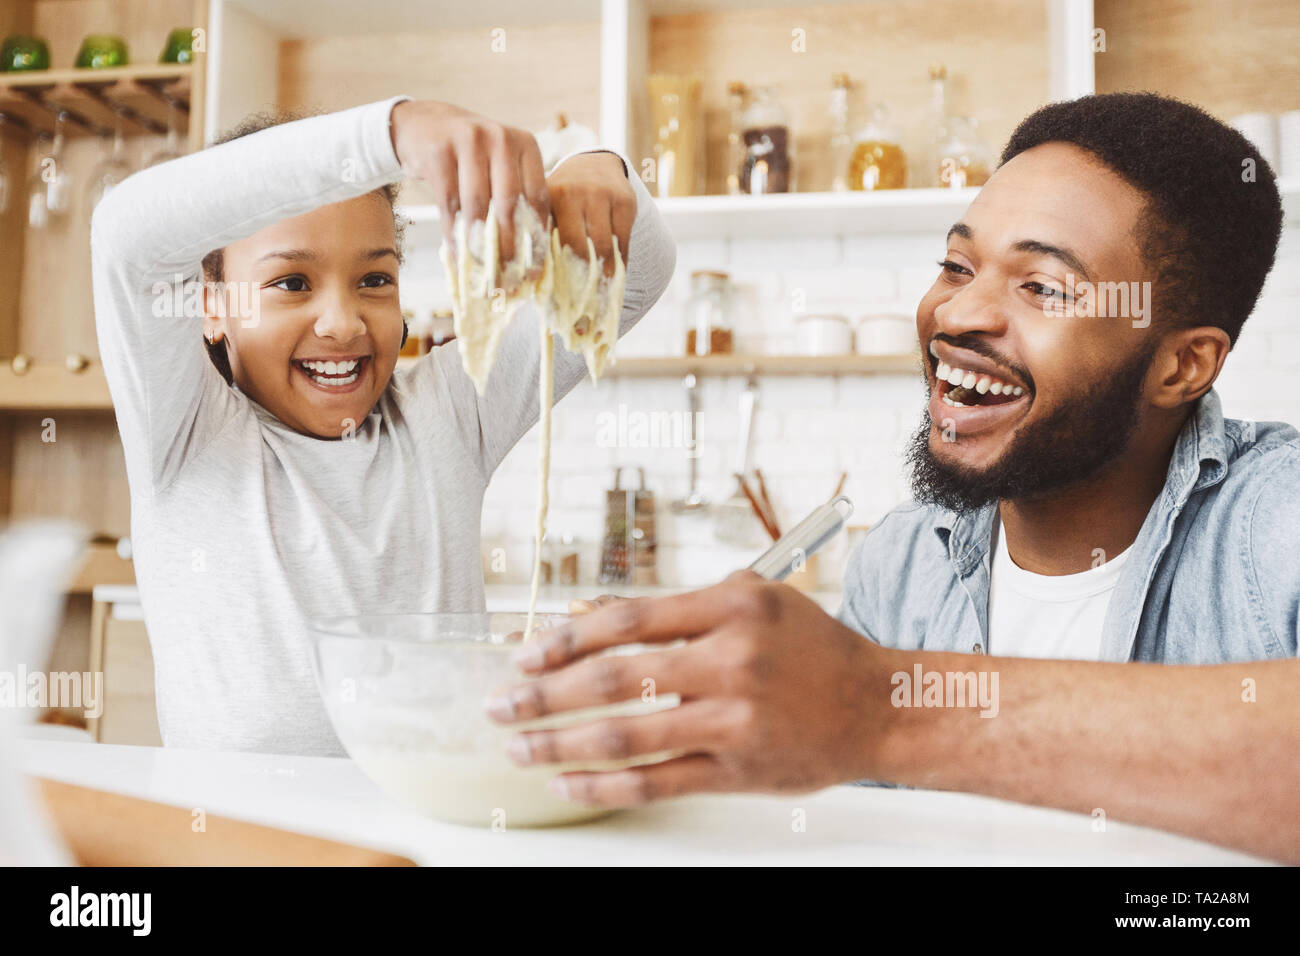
top-left (308, 612), bottom-right (665, 828)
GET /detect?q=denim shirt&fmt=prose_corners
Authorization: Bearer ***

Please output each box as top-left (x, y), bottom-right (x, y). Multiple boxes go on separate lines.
top-left (838, 389), bottom-right (1300, 663)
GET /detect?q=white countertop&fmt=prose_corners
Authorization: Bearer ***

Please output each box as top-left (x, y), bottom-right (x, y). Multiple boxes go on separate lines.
top-left (91, 584), bottom-right (845, 617)
top-left (16, 740), bottom-right (1263, 866)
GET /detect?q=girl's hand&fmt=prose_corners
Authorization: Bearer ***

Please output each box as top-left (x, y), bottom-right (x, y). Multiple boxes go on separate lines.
top-left (546, 151), bottom-right (635, 277)
top-left (389, 100), bottom-right (549, 272)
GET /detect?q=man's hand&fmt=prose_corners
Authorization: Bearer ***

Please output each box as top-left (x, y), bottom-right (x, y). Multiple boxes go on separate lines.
top-left (567, 594), bottom-right (622, 615)
top-left (486, 571), bottom-right (892, 807)
top-left (389, 100), bottom-right (548, 270)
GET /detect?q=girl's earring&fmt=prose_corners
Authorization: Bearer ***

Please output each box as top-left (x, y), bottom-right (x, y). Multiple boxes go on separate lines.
top-left (400, 319), bottom-right (408, 349)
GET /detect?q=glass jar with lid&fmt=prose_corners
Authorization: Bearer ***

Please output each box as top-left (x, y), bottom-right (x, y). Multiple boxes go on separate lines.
top-left (724, 81), bottom-right (748, 195)
top-left (739, 85), bottom-right (793, 194)
top-left (936, 116), bottom-right (992, 188)
top-left (828, 73), bottom-right (853, 192)
top-left (922, 62), bottom-right (950, 188)
top-left (849, 103), bottom-right (906, 190)
top-left (648, 73), bottom-right (704, 197)
top-left (426, 308), bottom-right (456, 349)
top-left (683, 270), bottom-right (733, 356)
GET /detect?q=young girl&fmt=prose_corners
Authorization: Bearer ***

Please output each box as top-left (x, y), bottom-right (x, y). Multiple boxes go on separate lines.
top-left (90, 96), bottom-right (676, 756)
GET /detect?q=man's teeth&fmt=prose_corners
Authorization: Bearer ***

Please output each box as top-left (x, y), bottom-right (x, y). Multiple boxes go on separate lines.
top-left (934, 359), bottom-right (1023, 403)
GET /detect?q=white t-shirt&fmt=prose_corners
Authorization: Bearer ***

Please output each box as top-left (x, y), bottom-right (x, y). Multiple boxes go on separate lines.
top-left (987, 517), bottom-right (1131, 661)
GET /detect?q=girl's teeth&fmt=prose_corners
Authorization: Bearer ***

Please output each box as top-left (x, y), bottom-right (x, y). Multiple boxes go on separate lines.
top-left (300, 359), bottom-right (360, 374)
top-left (306, 370), bottom-right (358, 387)
top-left (936, 361), bottom-right (951, 379)
top-left (299, 357), bottom-right (363, 387)
top-left (990, 382), bottom-right (1003, 395)
top-left (946, 367), bottom-right (964, 386)
top-left (975, 376), bottom-right (991, 394)
top-left (961, 371), bottom-right (977, 389)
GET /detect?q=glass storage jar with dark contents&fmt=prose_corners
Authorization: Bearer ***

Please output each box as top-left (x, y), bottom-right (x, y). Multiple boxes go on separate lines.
top-left (739, 85), bottom-right (792, 194)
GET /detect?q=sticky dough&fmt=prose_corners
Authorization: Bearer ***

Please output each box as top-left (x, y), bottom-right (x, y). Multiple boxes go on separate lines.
top-left (440, 196), bottom-right (628, 639)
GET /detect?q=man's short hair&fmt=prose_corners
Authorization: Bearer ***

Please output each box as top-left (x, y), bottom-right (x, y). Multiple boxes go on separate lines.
top-left (1000, 92), bottom-right (1283, 346)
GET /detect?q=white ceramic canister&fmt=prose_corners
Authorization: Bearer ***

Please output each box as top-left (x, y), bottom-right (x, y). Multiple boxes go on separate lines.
top-left (795, 313), bottom-right (853, 355)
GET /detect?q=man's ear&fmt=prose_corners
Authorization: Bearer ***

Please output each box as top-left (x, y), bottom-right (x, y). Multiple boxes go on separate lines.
top-left (1149, 326), bottom-right (1231, 410)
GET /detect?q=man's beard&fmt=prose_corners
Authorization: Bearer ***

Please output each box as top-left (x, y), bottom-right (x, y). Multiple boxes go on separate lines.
top-left (905, 343), bottom-right (1156, 513)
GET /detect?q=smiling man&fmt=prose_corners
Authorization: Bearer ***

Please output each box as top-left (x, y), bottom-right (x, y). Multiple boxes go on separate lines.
top-left (485, 92), bottom-right (1300, 863)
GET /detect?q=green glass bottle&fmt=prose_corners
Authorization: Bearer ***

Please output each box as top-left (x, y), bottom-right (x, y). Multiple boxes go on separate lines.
top-left (0, 35), bottom-right (51, 72)
top-left (159, 28), bottom-right (195, 64)
top-left (75, 34), bottom-right (130, 69)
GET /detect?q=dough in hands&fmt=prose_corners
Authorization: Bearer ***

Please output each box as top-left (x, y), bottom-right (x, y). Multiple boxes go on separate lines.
top-left (440, 196), bottom-right (550, 393)
top-left (548, 230), bottom-right (625, 383)
top-left (440, 194), bottom-right (627, 392)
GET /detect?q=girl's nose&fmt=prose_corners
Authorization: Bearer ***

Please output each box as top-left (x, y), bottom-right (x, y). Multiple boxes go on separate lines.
top-left (313, 290), bottom-right (369, 340)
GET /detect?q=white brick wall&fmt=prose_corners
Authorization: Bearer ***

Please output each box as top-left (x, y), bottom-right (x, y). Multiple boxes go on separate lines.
top-left (408, 222), bottom-right (1300, 593)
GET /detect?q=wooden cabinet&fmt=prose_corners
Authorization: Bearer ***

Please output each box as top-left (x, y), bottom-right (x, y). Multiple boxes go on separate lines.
top-left (1, 1), bottom-right (209, 730)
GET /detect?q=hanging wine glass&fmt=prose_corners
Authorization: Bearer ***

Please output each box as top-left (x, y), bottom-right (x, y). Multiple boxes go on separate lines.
top-left (27, 110), bottom-right (72, 228)
top-left (26, 131), bottom-right (53, 229)
top-left (46, 110), bottom-right (71, 217)
top-left (86, 107), bottom-right (131, 212)
top-left (144, 96), bottom-right (184, 167)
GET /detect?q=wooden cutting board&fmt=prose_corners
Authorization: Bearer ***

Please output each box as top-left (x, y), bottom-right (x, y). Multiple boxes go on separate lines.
top-left (36, 778), bottom-right (416, 867)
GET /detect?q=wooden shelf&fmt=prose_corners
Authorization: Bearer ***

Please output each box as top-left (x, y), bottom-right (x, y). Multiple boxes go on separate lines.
top-left (0, 360), bottom-right (113, 411)
top-left (602, 353), bottom-right (919, 378)
top-left (69, 542), bottom-right (134, 594)
top-left (0, 64), bottom-right (192, 139)
top-left (241, 0), bottom-right (601, 35)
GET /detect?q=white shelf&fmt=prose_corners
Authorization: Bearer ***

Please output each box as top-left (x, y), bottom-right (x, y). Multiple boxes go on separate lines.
top-left (398, 187), bottom-right (980, 245)
top-left (653, 188), bottom-right (979, 239)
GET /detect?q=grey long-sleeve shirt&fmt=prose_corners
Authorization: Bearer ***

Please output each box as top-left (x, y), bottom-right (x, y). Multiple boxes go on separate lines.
top-left (90, 96), bottom-right (676, 755)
